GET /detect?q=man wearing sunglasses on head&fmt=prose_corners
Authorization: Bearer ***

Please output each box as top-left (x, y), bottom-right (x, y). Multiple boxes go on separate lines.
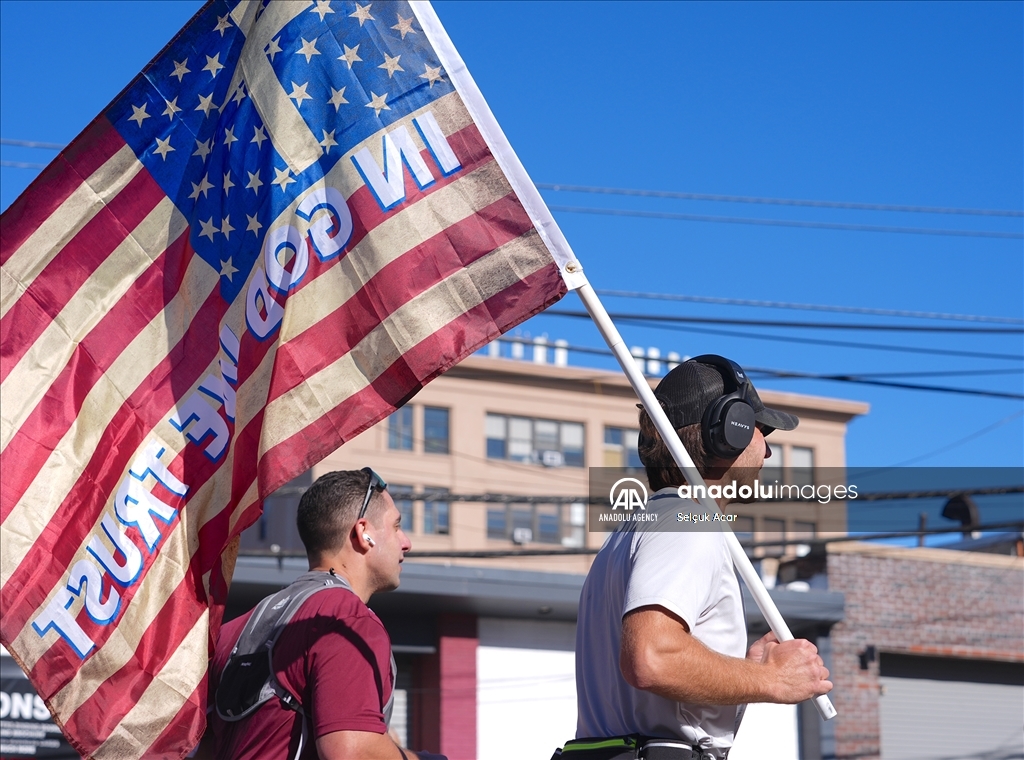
top-left (205, 468), bottom-right (446, 760)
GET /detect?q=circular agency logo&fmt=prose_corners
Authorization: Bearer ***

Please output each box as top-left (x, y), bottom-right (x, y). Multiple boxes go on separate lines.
top-left (609, 478), bottom-right (648, 511)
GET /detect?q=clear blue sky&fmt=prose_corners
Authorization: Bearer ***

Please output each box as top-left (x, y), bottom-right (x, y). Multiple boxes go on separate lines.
top-left (2, 1), bottom-right (1022, 478)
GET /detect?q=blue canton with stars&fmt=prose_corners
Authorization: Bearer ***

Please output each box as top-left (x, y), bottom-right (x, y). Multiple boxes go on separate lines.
top-left (106, 0), bottom-right (455, 303)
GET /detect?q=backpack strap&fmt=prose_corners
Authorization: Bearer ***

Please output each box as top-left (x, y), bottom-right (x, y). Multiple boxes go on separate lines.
top-left (215, 571), bottom-right (354, 722)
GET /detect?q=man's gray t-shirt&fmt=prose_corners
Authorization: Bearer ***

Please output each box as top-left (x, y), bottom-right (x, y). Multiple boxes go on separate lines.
top-left (575, 491), bottom-right (747, 757)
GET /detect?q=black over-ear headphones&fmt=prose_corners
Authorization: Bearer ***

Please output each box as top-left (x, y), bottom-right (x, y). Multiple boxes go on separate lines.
top-left (695, 354), bottom-right (757, 460)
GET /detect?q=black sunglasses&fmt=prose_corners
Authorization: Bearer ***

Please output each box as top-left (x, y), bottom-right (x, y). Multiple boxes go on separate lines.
top-left (357, 467), bottom-right (388, 521)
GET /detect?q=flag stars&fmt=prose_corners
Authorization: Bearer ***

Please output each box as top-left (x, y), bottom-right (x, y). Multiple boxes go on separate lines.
top-left (203, 53), bottom-right (225, 78)
top-left (271, 167), bottom-right (296, 190)
top-left (170, 59), bottom-right (191, 82)
top-left (220, 215), bottom-right (235, 239)
top-left (287, 82), bottom-right (312, 108)
top-left (392, 14), bottom-right (416, 39)
top-left (193, 138), bottom-right (212, 160)
top-left (296, 37), bottom-right (321, 64)
top-left (223, 171), bottom-right (235, 195)
top-left (327, 86), bottom-right (348, 111)
top-left (310, 0), bottom-right (334, 21)
top-left (162, 97), bottom-right (182, 120)
top-left (189, 173), bottom-right (214, 200)
top-left (420, 64), bottom-right (444, 88)
top-left (246, 213), bottom-right (263, 234)
top-left (213, 14), bottom-right (233, 36)
top-left (379, 54), bottom-right (403, 78)
top-left (196, 92), bottom-right (218, 117)
top-left (153, 136), bottom-right (175, 160)
top-left (350, 3), bottom-right (374, 25)
top-left (128, 103), bottom-right (151, 127)
top-left (231, 82), bottom-right (248, 106)
top-left (246, 170), bottom-right (263, 193)
top-left (320, 129), bottom-right (338, 153)
top-left (223, 127), bottom-right (238, 149)
top-left (251, 125), bottom-right (267, 149)
top-left (219, 257), bottom-right (239, 281)
top-left (338, 44), bottom-right (362, 69)
top-left (199, 217), bottom-right (219, 241)
top-left (266, 36), bottom-right (283, 61)
top-left (365, 91), bottom-right (389, 117)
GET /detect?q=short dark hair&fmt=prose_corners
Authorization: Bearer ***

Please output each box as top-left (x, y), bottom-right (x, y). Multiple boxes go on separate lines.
top-left (296, 470), bottom-right (386, 559)
top-left (638, 408), bottom-right (714, 491)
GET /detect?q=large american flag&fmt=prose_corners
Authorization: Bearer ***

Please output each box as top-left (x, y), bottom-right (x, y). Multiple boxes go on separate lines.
top-left (0, 1), bottom-right (581, 756)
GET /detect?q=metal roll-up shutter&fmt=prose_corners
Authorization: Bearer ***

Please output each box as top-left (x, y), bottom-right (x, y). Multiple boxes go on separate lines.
top-left (879, 653), bottom-right (1024, 760)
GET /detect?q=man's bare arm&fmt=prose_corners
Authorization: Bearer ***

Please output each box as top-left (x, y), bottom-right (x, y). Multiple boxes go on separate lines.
top-left (619, 605), bottom-right (831, 705)
top-left (317, 730), bottom-right (445, 760)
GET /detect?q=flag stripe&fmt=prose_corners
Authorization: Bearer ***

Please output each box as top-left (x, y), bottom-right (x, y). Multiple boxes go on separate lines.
top-left (0, 195), bottom-right (186, 454)
top-left (0, 232), bottom-right (196, 520)
top-left (260, 261), bottom-right (565, 489)
top-left (260, 230), bottom-right (557, 458)
top-left (92, 612), bottom-right (209, 759)
top-left (0, 167), bottom-right (169, 387)
top-left (0, 282), bottom-right (225, 622)
top-left (0, 117), bottom-right (125, 266)
top-left (268, 191), bottom-right (530, 405)
top-left (0, 142), bottom-right (143, 320)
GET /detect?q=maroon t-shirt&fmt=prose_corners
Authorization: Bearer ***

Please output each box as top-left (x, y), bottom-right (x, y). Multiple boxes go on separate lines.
top-left (210, 586), bottom-right (394, 759)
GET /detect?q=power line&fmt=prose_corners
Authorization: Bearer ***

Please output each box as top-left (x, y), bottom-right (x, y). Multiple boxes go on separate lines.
top-left (595, 290), bottom-right (1024, 325)
top-left (558, 312), bottom-right (1024, 362)
top-left (545, 309), bottom-right (1023, 334)
top-left (884, 409), bottom-right (1024, 468)
top-left (549, 205), bottom-right (1024, 240)
top-left (538, 183), bottom-right (1024, 219)
top-left (1, 160), bottom-right (47, 169)
top-left (0, 138), bottom-right (64, 150)
top-left (744, 367), bottom-right (1024, 400)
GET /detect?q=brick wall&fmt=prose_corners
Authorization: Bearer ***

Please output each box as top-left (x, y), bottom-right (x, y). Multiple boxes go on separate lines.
top-left (826, 544), bottom-right (1024, 760)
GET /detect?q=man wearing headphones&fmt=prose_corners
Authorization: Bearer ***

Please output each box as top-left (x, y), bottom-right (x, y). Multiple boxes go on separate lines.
top-left (568, 356), bottom-right (832, 760)
top-left (205, 469), bottom-right (446, 760)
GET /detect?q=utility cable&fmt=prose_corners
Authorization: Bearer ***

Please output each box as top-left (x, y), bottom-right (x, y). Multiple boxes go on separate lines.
top-left (1, 160), bottom-right (46, 169)
top-left (0, 138), bottom-right (65, 150)
top-left (538, 183), bottom-right (1024, 219)
top-left (594, 290), bottom-right (1024, 325)
top-left (549, 205), bottom-right (1023, 240)
top-left (545, 310), bottom-right (1023, 334)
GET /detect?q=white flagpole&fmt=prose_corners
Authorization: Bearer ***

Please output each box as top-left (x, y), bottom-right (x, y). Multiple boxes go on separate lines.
top-left (575, 282), bottom-right (838, 721)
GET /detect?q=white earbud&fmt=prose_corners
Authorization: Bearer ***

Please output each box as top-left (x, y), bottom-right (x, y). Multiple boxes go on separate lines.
top-left (364, 535), bottom-right (375, 546)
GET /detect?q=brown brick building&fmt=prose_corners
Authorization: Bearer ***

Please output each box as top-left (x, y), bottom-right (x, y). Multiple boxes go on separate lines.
top-left (826, 542), bottom-right (1024, 760)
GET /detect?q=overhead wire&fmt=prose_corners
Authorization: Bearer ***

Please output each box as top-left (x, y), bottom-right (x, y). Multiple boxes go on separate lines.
top-left (539, 311), bottom-right (1024, 362)
top-left (544, 310), bottom-right (1023, 334)
top-left (538, 182), bottom-right (1024, 219)
top-left (548, 205), bottom-right (1024, 240)
top-left (594, 290), bottom-right (1024, 325)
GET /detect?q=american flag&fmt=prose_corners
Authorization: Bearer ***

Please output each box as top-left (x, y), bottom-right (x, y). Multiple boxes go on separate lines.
top-left (0, 1), bottom-right (580, 756)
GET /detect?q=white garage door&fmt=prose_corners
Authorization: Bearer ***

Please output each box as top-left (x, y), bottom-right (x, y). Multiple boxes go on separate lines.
top-left (879, 654), bottom-right (1024, 760)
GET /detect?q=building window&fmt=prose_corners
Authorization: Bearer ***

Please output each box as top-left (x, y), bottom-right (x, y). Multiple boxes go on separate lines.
top-left (486, 503), bottom-right (583, 545)
top-left (423, 407), bottom-right (450, 454)
top-left (388, 406), bottom-right (413, 451)
top-left (423, 487), bottom-right (449, 535)
top-left (604, 427), bottom-right (642, 468)
top-left (391, 484), bottom-right (415, 532)
top-left (791, 446), bottom-right (814, 487)
top-left (485, 414), bottom-right (585, 467)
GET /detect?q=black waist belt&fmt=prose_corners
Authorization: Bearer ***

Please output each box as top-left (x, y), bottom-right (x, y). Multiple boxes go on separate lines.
top-left (553, 736), bottom-right (716, 760)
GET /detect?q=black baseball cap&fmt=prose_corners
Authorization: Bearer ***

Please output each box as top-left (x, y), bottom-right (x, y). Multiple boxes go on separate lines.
top-left (652, 354), bottom-right (799, 434)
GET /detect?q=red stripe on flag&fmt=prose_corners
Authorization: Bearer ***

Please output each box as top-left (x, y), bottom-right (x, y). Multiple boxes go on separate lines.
top-left (258, 262), bottom-right (566, 494)
top-left (0, 117), bottom-right (124, 265)
top-left (0, 232), bottom-right (195, 521)
top-left (267, 193), bottom-right (534, 404)
top-left (0, 289), bottom-right (228, 635)
top-left (0, 168), bottom-right (168, 383)
top-left (146, 681), bottom-right (205, 759)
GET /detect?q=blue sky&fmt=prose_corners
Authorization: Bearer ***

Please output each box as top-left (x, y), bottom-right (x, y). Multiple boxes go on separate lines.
top-left (2, 1), bottom-right (1022, 477)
